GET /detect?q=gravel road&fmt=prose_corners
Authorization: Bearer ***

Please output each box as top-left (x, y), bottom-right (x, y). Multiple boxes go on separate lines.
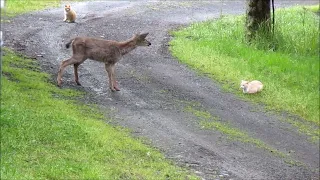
top-left (2, 1), bottom-right (319, 179)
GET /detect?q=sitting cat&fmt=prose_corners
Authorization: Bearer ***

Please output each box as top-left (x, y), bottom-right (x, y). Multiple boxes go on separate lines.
top-left (240, 80), bottom-right (263, 94)
top-left (63, 4), bottom-right (76, 23)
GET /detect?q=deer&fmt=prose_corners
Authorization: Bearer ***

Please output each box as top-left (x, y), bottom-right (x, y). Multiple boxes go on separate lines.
top-left (57, 33), bottom-right (151, 91)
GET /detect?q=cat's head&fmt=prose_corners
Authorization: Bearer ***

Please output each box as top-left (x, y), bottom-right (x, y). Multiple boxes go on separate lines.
top-left (240, 80), bottom-right (249, 89)
top-left (65, 4), bottom-right (71, 12)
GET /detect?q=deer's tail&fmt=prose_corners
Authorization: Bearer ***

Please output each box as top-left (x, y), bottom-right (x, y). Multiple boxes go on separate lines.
top-left (65, 39), bottom-right (75, 49)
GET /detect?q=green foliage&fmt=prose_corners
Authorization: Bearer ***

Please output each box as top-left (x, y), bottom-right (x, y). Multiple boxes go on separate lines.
top-left (170, 6), bottom-right (319, 140)
top-left (2, 0), bottom-right (61, 17)
top-left (0, 48), bottom-right (198, 179)
top-left (254, 6), bottom-right (319, 56)
top-left (306, 5), bottom-right (319, 13)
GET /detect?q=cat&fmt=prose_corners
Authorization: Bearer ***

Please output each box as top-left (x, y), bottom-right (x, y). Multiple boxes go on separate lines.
top-left (63, 4), bottom-right (76, 23)
top-left (240, 80), bottom-right (263, 94)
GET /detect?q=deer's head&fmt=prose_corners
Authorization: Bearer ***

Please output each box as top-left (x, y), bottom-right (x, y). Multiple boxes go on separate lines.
top-left (134, 33), bottom-right (151, 46)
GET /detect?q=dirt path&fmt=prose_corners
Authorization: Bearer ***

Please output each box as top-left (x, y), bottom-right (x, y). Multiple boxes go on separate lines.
top-left (2, 1), bottom-right (319, 179)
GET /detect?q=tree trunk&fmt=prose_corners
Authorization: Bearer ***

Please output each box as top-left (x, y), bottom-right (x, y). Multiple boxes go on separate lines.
top-left (246, 0), bottom-right (271, 41)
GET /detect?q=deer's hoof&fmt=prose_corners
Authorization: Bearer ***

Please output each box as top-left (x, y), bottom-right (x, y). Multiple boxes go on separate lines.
top-left (57, 81), bottom-right (62, 87)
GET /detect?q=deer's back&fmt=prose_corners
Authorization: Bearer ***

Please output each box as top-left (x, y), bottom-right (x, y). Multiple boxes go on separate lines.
top-left (73, 37), bottom-right (122, 64)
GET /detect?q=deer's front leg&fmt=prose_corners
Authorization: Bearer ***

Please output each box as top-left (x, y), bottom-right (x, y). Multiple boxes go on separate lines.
top-left (105, 63), bottom-right (116, 92)
top-left (111, 65), bottom-right (120, 91)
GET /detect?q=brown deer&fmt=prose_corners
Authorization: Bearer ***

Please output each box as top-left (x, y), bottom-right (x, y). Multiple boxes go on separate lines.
top-left (57, 33), bottom-right (151, 91)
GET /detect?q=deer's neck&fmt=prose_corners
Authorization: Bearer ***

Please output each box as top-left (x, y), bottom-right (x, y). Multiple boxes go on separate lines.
top-left (119, 39), bottom-right (137, 55)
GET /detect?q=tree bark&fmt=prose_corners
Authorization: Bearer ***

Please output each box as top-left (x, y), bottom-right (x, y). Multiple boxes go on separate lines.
top-left (246, 0), bottom-right (271, 41)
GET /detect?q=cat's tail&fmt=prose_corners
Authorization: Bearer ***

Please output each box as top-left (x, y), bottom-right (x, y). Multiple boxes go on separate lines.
top-left (65, 39), bottom-right (75, 49)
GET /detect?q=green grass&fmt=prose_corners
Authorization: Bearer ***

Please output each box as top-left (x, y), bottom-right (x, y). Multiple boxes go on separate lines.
top-left (1, 0), bottom-right (88, 17)
top-left (0, 48), bottom-right (198, 179)
top-left (2, 0), bottom-right (61, 17)
top-left (306, 4), bottom-right (319, 13)
top-left (170, 6), bottom-right (319, 140)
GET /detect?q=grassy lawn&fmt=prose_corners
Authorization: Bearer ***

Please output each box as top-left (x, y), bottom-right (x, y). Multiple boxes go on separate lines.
top-left (2, 0), bottom-right (89, 17)
top-left (2, 0), bottom-right (60, 17)
top-left (0, 49), bottom-right (198, 179)
top-left (170, 6), bottom-right (319, 140)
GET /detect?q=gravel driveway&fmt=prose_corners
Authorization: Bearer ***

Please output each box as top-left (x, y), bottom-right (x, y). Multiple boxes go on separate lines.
top-left (2, 1), bottom-right (319, 179)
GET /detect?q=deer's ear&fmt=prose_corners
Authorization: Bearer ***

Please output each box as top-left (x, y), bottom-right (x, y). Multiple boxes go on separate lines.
top-left (140, 33), bottom-right (149, 39)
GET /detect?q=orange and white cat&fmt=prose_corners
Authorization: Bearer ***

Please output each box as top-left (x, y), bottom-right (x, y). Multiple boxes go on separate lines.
top-left (63, 4), bottom-right (76, 23)
top-left (240, 80), bottom-right (263, 94)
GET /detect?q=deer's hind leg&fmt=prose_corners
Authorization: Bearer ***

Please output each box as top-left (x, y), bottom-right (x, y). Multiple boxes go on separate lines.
top-left (57, 56), bottom-right (85, 86)
top-left (74, 63), bottom-right (82, 85)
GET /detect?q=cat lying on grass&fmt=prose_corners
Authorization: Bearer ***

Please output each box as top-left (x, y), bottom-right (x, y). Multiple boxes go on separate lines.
top-left (240, 80), bottom-right (263, 94)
